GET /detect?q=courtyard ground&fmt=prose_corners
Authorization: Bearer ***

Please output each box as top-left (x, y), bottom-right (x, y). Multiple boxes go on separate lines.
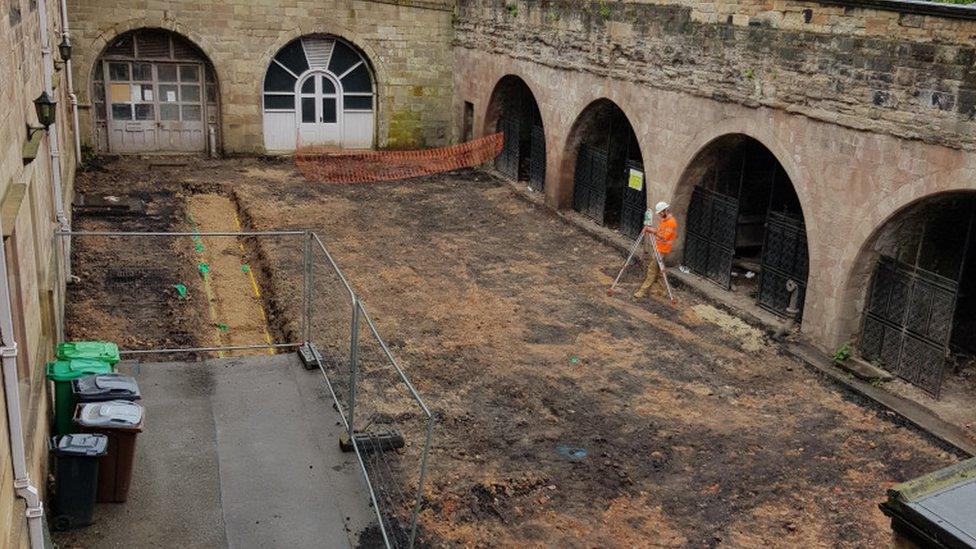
top-left (64, 157), bottom-right (962, 547)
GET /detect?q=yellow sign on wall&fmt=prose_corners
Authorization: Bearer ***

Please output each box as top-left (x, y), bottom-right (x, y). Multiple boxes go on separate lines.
top-left (628, 169), bottom-right (644, 191)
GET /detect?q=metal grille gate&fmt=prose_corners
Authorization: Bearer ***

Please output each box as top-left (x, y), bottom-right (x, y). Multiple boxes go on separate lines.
top-left (757, 211), bottom-right (808, 318)
top-left (619, 160), bottom-right (646, 239)
top-left (496, 116), bottom-right (520, 180)
top-left (684, 186), bottom-right (739, 289)
top-left (573, 144), bottom-right (609, 224)
top-left (529, 125), bottom-right (545, 191)
top-left (860, 256), bottom-right (958, 397)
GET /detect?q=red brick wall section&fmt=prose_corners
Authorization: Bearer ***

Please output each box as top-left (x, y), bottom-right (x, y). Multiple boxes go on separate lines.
top-left (294, 133), bottom-right (503, 184)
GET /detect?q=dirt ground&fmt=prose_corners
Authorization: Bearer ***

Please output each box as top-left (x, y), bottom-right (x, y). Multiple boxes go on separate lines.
top-left (68, 157), bottom-right (961, 548)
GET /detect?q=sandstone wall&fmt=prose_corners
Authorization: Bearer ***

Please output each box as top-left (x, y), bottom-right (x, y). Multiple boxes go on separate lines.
top-left (457, 0), bottom-right (976, 150)
top-left (1, 0), bottom-right (78, 544)
top-left (68, 0), bottom-right (456, 153)
top-left (454, 0), bottom-right (976, 350)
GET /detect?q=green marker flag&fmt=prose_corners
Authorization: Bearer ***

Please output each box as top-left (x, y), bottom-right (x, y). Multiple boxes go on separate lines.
top-left (241, 264), bottom-right (250, 273)
top-left (198, 262), bottom-right (210, 275)
top-left (173, 283), bottom-right (187, 299)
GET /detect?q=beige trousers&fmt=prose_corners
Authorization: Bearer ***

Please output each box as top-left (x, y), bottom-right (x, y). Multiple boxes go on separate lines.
top-left (634, 245), bottom-right (668, 298)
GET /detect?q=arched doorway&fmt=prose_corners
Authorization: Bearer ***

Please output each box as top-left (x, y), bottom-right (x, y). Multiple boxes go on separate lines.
top-left (566, 99), bottom-right (645, 238)
top-left (854, 193), bottom-right (976, 397)
top-left (262, 35), bottom-right (375, 152)
top-left (91, 28), bottom-right (220, 154)
top-left (483, 76), bottom-right (545, 191)
top-left (677, 135), bottom-right (809, 319)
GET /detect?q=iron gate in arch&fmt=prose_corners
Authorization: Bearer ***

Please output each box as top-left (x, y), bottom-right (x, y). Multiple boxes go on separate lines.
top-left (573, 144), bottom-right (609, 224)
top-left (684, 186), bottom-right (739, 289)
top-left (757, 211), bottom-right (808, 318)
top-left (529, 125), bottom-right (545, 192)
top-left (496, 116), bottom-right (520, 180)
top-left (859, 256), bottom-right (958, 397)
top-left (619, 160), bottom-right (646, 239)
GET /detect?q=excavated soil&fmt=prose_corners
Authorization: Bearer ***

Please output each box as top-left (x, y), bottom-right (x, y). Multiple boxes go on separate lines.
top-left (186, 193), bottom-right (275, 355)
top-left (68, 157), bottom-right (960, 548)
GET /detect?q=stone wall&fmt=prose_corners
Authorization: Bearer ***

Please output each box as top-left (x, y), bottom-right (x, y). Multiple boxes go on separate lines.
top-left (456, 0), bottom-right (976, 151)
top-left (453, 0), bottom-right (976, 351)
top-left (0, 0), bottom-right (77, 544)
top-left (68, 0), bottom-right (456, 153)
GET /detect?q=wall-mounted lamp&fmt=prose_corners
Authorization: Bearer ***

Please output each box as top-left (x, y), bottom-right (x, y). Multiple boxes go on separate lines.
top-left (53, 33), bottom-right (72, 70)
top-left (26, 91), bottom-right (57, 139)
top-left (58, 35), bottom-right (72, 62)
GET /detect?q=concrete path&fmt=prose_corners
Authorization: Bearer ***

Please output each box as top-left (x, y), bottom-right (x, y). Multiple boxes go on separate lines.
top-left (52, 353), bottom-right (374, 548)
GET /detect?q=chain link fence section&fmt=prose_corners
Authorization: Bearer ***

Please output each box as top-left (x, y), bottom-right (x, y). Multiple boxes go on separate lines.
top-left (295, 132), bottom-right (503, 184)
top-left (306, 234), bottom-right (356, 427)
top-left (58, 231), bottom-right (306, 356)
top-left (348, 300), bottom-right (434, 549)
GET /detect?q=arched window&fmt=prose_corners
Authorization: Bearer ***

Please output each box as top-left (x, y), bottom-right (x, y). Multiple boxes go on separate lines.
top-left (262, 36), bottom-right (375, 152)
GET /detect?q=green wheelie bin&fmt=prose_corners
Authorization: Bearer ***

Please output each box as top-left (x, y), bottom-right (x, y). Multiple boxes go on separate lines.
top-left (56, 341), bottom-right (120, 366)
top-left (46, 359), bottom-right (115, 435)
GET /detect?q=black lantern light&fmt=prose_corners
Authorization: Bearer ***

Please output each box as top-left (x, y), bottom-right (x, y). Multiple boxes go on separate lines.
top-left (27, 91), bottom-right (57, 139)
top-left (58, 35), bottom-right (72, 62)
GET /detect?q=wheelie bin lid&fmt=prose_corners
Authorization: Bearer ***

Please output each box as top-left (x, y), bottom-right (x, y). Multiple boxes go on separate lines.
top-left (46, 359), bottom-right (114, 382)
top-left (75, 401), bottom-right (144, 431)
top-left (50, 434), bottom-right (109, 457)
top-left (56, 341), bottom-right (120, 365)
top-left (71, 374), bottom-right (141, 401)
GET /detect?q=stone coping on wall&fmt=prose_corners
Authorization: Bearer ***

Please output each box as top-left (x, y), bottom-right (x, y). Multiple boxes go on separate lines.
top-left (823, 0), bottom-right (976, 21)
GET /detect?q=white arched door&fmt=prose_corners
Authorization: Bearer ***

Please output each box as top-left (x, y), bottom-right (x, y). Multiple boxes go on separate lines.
top-left (297, 72), bottom-right (342, 146)
top-left (263, 36), bottom-right (375, 152)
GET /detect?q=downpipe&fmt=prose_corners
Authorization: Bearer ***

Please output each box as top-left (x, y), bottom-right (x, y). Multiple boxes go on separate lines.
top-left (58, 0), bottom-right (81, 161)
top-left (773, 279), bottom-right (800, 341)
top-left (37, 0), bottom-right (68, 232)
top-left (0, 218), bottom-right (45, 547)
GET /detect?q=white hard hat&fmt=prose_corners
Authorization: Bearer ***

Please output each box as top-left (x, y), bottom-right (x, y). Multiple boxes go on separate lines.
top-left (655, 201), bottom-right (670, 214)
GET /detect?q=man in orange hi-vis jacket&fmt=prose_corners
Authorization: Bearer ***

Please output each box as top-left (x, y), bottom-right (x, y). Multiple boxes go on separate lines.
top-left (634, 201), bottom-right (678, 299)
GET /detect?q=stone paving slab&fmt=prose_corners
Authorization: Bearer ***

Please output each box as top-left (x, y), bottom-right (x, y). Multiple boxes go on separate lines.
top-left (52, 353), bottom-right (373, 548)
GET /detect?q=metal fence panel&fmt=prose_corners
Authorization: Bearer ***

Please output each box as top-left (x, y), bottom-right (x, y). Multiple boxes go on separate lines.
top-left (349, 301), bottom-right (434, 548)
top-left (58, 231), bottom-right (305, 357)
top-left (307, 234), bottom-right (356, 426)
top-left (59, 230), bottom-right (434, 547)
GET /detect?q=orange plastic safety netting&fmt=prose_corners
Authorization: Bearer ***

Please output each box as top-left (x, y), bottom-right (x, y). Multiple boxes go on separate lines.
top-left (294, 133), bottom-right (503, 184)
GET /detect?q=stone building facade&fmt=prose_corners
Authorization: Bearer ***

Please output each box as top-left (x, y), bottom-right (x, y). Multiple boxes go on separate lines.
top-left (1, 0), bottom-right (78, 545)
top-left (454, 0), bottom-right (976, 379)
top-left (0, 0), bottom-right (966, 544)
top-left (67, 0), bottom-right (456, 153)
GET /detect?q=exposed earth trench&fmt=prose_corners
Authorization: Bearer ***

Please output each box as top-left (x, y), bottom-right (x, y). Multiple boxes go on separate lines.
top-left (65, 157), bottom-right (960, 548)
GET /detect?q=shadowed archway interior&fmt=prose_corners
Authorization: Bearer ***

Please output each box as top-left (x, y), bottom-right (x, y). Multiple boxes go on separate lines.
top-left (675, 134), bottom-right (810, 321)
top-left (483, 75), bottom-right (546, 191)
top-left (564, 99), bottom-right (646, 239)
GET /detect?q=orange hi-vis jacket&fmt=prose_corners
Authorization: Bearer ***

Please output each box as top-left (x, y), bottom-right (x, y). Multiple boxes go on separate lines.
top-left (656, 215), bottom-right (678, 255)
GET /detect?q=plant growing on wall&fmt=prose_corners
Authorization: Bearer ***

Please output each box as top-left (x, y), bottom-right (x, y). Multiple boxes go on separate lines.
top-left (506, 3), bottom-right (519, 17)
top-left (832, 343), bottom-right (852, 364)
top-left (597, 0), bottom-right (612, 19)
